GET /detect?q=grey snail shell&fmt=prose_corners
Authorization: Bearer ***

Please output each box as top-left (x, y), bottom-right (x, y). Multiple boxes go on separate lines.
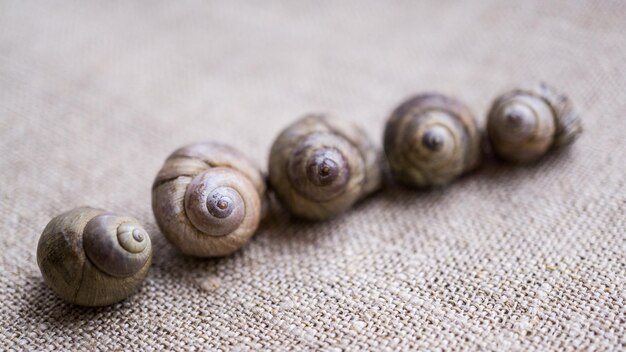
top-left (152, 142), bottom-right (266, 257)
top-left (486, 83), bottom-right (582, 163)
top-left (383, 93), bottom-right (481, 187)
top-left (37, 207), bottom-right (152, 306)
top-left (268, 114), bottom-right (382, 220)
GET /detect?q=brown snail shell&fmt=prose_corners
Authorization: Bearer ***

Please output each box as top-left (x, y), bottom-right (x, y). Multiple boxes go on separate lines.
top-left (36, 207), bottom-right (152, 306)
top-left (268, 114), bottom-right (382, 220)
top-left (152, 142), bottom-right (265, 257)
top-left (383, 93), bottom-right (481, 187)
top-left (486, 83), bottom-right (582, 163)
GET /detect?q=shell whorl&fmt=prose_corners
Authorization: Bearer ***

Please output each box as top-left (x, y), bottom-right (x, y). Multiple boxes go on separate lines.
top-left (287, 132), bottom-right (354, 202)
top-left (268, 114), bottom-right (382, 220)
top-left (83, 212), bottom-right (152, 278)
top-left (487, 83), bottom-right (582, 163)
top-left (184, 167), bottom-right (250, 237)
top-left (152, 142), bottom-right (265, 257)
top-left (384, 93), bottom-right (481, 187)
top-left (36, 207), bottom-right (152, 306)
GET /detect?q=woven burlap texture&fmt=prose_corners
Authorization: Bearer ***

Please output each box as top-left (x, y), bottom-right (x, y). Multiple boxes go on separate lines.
top-left (1, 1), bottom-right (624, 351)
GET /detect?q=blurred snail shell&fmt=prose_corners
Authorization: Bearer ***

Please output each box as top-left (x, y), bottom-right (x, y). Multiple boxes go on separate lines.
top-left (383, 93), bottom-right (481, 187)
top-left (268, 114), bottom-right (382, 220)
top-left (152, 142), bottom-right (265, 257)
top-left (486, 83), bottom-right (582, 163)
top-left (37, 207), bottom-right (152, 306)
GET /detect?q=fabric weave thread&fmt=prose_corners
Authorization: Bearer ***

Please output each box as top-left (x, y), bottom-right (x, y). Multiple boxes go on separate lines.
top-left (0, 1), bottom-right (624, 350)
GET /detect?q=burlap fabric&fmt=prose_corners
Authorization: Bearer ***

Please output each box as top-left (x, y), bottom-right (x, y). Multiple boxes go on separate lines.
top-left (1, 1), bottom-right (624, 350)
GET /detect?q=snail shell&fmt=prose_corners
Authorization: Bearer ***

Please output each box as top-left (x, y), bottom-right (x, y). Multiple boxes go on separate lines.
top-left (486, 83), bottom-right (582, 163)
top-left (383, 93), bottom-right (481, 187)
top-left (268, 114), bottom-right (382, 220)
top-left (36, 207), bottom-right (152, 306)
top-left (152, 142), bottom-right (265, 257)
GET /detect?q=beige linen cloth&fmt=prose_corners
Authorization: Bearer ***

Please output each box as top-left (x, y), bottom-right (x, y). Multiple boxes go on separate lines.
top-left (1, 1), bottom-right (624, 350)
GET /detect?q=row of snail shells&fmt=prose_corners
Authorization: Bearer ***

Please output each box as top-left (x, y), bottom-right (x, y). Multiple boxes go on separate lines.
top-left (268, 114), bottom-right (383, 220)
top-left (487, 83), bottom-right (582, 163)
top-left (36, 83), bottom-right (582, 306)
top-left (384, 93), bottom-right (482, 187)
top-left (37, 207), bottom-right (152, 306)
top-left (152, 142), bottom-right (266, 257)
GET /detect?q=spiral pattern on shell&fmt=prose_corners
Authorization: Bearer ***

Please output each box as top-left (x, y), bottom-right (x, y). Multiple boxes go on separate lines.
top-left (384, 93), bottom-right (481, 187)
top-left (152, 142), bottom-right (266, 257)
top-left (268, 114), bottom-right (382, 220)
top-left (487, 83), bottom-right (582, 163)
top-left (36, 207), bottom-right (152, 306)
